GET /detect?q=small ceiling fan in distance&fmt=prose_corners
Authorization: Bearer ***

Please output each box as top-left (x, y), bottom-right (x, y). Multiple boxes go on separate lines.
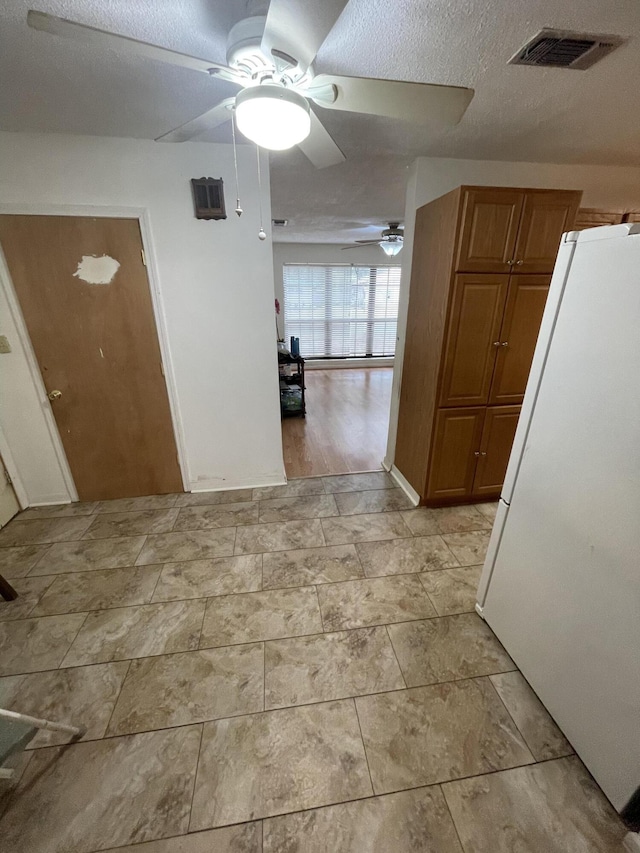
top-left (343, 223), bottom-right (404, 257)
top-left (27, 2), bottom-right (474, 169)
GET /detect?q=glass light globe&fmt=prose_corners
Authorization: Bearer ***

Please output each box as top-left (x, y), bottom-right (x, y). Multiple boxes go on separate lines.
top-left (235, 86), bottom-right (311, 150)
top-left (380, 240), bottom-right (403, 257)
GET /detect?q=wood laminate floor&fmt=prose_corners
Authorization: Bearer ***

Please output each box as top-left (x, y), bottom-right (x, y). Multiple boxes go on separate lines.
top-left (281, 368), bottom-right (393, 478)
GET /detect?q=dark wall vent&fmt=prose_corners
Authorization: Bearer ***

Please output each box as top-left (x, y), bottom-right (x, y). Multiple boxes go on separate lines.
top-left (191, 177), bottom-right (226, 220)
top-left (509, 29), bottom-right (624, 70)
top-left (272, 219), bottom-right (289, 227)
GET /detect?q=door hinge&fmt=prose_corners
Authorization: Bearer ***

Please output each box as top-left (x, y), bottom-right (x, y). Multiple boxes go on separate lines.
top-left (3, 468), bottom-right (11, 486)
top-left (141, 249), bottom-right (147, 266)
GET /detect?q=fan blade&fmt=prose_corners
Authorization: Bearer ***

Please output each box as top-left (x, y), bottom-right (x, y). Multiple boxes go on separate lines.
top-left (27, 10), bottom-right (242, 82)
top-left (341, 243), bottom-right (377, 250)
top-left (306, 74), bottom-right (474, 125)
top-left (155, 98), bottom-right (235, 143)
top-left (354, 239), bottom-right (381, 244)
top-left (261, 0), bottom-right (348, 73)
top-left (297, 109), bottom-right (345, 169)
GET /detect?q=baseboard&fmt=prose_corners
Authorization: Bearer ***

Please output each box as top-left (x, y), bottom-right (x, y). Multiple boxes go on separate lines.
top-left (27, 497), bottom-right (72, 508)
top-left (623, 833), bottom-right (640, 852)
top-left (189, 474), bottom-right (286, 492)
top-left (389, 464), bottom-right (420, 506)
top-left (305, 358), bottom-right (394, 370)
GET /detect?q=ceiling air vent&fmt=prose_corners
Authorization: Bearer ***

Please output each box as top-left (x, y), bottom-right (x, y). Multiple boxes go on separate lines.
top-left (272, 219), bottom-right (289, 227)
top-left (509, 29), bottom-right (624, 70)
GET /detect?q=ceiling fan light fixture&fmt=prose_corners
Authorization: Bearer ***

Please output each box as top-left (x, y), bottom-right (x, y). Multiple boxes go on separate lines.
top-left (235, 86), bottom-right (310, 150)
top-left (380, 240), bottom-right (402, 257)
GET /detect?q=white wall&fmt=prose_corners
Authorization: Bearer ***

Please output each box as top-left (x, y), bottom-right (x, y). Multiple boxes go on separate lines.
top-left (273, 242), bottom-right (399, 367)
top-left (384, 156), bottom-right (640, 468)
top-left (0, 132), bottom-right (285, 503)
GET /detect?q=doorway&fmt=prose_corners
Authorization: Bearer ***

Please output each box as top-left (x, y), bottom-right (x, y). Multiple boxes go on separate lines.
top-left (0, 215), bottom-right (183, 501)
top-left (281, 367), bottom-right (393, 477)
top-left (278, 260), bottom-right (399, 477)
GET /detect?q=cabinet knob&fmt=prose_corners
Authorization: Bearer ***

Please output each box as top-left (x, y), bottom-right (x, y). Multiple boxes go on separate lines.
top-left (501, 341), bottom-right (509, 347)
top-left (474, 451), bottom-right (481, 457)
top-left (516, 260), bottom-right (524, 265)
top-left (492, 341), bottom-right (501, 347)
top-left (506, 259), bottom-right (514, 265)
top-left (481, 451), bottom-right (487, 456)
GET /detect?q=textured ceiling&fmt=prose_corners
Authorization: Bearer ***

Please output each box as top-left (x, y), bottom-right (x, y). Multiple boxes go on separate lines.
top-left (1, 0), bottom-right (639, 242)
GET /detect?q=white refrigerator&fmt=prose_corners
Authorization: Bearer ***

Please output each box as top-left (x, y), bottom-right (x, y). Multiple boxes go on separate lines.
top-left (476, 223), bottom-right (640, 821)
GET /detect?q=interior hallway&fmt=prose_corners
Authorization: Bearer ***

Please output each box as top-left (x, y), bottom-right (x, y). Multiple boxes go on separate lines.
top-left (0, 473), bottom-right (625, 851)
top-left (281, 367), bottom-right (393, 478)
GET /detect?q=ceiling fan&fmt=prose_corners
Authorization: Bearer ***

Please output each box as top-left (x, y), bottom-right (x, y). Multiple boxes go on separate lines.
top-left (343, 223), bottom-right (404, 257)
top-left (27, 2), bottom-right (474, 170)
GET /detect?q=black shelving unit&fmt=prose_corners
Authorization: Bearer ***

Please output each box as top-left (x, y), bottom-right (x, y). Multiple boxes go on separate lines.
top-left (278, 352), bottom-right (306, 417)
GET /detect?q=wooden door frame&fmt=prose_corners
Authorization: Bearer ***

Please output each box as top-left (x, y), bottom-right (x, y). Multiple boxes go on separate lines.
top-left (0, 425), bottom-right (28, 510)
top-left (0, 203), bottom-right (189, 502)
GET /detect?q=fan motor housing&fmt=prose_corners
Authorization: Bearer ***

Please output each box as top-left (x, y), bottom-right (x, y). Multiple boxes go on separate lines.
top-left (226, 15), bottom-right (312, 87)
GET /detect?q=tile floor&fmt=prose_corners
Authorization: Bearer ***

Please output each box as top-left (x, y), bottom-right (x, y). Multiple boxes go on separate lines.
top-left (0, 472), bottom-right (626, 852)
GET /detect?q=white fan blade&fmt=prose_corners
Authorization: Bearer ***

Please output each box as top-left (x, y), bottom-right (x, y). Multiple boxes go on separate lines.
top-left (342, 243), bottom-right (376, 250)
top-left (297, 109), bottom-right (345, 169)
top-left (155, 98), bottom-right (235, 143)
top-left (27, 10), bottom-right (242, 82)
top-left (307, 74), bottom-right (474, 125)
top-left (261, 0), bottom-right (349, 72)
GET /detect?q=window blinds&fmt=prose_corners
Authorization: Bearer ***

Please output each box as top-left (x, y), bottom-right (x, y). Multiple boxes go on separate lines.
top-left (283, 264), bottom-right (401, 359)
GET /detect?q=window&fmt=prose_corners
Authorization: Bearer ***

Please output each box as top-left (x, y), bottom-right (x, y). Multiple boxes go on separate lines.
top-left (283, 264), bottom-right (401, 359)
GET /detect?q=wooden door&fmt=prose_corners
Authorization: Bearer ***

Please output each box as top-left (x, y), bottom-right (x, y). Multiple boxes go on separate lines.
top-left (513, 191), bottom-right (581, 273)
top-left (440, 275), bottom-right (509, 407)
top-left (489, 275), bottom-right (550, 405)
top-left (574, 209), bottom-right (624, 231)
top-left (427, 407), bottom-right (485, 501)
top-left (0, 456), bottom-right (20, 527)
top-left (456, 189), bottom-right (524, 273)
top-left (472, 405), bottom-right (521, 497)
top-left (0, 215), bottom-right (183, 501)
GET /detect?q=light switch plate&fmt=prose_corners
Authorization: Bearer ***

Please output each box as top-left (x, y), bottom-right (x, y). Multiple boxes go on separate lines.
top-left (0, 335), bottom-right (11, 354)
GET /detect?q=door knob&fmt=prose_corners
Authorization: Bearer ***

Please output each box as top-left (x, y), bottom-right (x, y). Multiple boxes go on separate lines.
top-left (48, 389), bottom-right (62, 401)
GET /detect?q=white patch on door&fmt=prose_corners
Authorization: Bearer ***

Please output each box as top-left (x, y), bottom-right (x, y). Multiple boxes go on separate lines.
top-left (73, 255), bottom-right (120, 285)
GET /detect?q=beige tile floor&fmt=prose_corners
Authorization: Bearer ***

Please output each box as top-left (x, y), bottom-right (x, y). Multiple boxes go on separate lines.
top-left (0, 473), bottom-right (626, 852)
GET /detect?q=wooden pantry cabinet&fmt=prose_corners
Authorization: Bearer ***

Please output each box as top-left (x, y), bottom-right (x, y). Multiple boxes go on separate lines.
top-left (395, 185), bottom-right (582, 505)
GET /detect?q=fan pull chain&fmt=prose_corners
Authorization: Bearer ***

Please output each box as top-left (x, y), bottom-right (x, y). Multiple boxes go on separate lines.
top-left (231, 109), bottom-right (242, 217)
top-left (256, 146), bottom-right (266, 241)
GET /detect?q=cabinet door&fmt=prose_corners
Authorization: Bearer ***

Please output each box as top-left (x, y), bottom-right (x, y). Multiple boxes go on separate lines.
top-left (574, 208), bottom-right (623, 230)
top-left (456, 189), bottom-right (524, 273)
top-left (489, 275), bottom-right (550, 405)
top-left (513, 191), bottom-right (581, 273)
top-left (427, 407), bottom-right (485, 501)
top-left (440, 275), bottom-right (509, 407)
top-left (472, 405), bottom-right (521, 497)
